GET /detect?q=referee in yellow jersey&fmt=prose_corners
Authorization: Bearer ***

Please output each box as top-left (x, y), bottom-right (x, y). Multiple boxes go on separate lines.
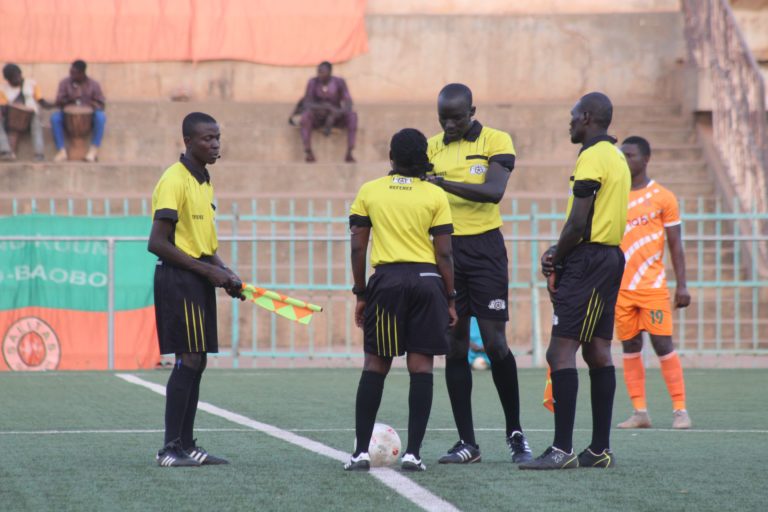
top-left (344, 129), bottom-right (457, 472)
top-left (425, 83), bottom-right (532, 464)
top-left (520, 92), bottom-right (630, 470)
top-left (148, 112), bottom-right (244, 467)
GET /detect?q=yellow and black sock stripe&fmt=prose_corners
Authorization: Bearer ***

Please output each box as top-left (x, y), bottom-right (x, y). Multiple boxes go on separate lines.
top-left (579, 289), bottom-right (605, 343)
top-left (375, 304), bottom-right (399, 357)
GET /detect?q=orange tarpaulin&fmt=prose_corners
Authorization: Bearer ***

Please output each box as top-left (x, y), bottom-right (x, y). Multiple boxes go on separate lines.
top-left (0, 0), bottom-right (368, 66)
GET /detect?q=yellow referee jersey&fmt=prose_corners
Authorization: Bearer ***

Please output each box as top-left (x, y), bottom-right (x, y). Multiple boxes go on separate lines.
top-left (566, 136), bottom-right (630, 246)
top-left (350, 173), bottom-right (453, 266)
top-left (427, 121), bottom-right (516, 236)
top-left (151, 159), bottom-right (218, 258)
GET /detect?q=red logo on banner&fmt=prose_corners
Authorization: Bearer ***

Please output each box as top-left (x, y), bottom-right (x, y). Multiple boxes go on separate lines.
top-left (2, 317), bottom-right (61, 371)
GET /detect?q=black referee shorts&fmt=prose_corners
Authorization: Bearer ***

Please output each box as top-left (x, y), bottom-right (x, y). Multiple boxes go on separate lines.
top-left (154, 260), bottom-right (218, 355)
top-left (551, 243), bottom-right (625, 343)
top-left (452, 228), bottom-right (509, 321)
top-left (363, 263), bottom-right (450, 357)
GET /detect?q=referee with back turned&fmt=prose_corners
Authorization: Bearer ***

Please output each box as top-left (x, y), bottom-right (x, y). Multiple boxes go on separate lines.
top-left (520, 92), bottom-right (630, 470)
top-left (344, 128), bottom-right (457, 472)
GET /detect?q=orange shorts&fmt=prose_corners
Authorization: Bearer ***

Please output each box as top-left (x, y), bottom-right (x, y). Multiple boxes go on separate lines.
top-left (615, 289), bottom-right (673, 341)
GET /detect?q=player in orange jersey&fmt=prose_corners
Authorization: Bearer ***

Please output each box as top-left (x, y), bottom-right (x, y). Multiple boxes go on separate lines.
top-left (614, 136), bottom-right (692, 429)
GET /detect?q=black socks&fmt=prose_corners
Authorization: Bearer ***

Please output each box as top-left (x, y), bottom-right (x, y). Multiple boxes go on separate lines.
top-left (353, 370), bottom-right (386, 456)
top-left (589, 365), bottom-right (616, 453)
top-left (181, 369), bottom-right (204, 449)
top-left (445, 357), bottom-right (476, 446)
top-left (490, 351), bottom-right (522, 435)
top-left (551, 368), bottom-right (579, 453)
top-left (164, 363), bottom-right (198, 445)
top-left (406, 373), bottom-right (433, 459)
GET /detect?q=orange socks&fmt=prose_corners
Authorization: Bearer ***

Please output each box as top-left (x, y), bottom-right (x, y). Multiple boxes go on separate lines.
top-left (660, 351), bottom-right (687, 411)
top-left (622, 353), bottom-right (647, 411)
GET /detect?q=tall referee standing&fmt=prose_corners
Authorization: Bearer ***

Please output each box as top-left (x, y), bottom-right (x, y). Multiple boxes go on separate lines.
top-left (344, 129), bottom-right (457, 472)
top-left (520, 92), bottom-right (630, 470)
top-left (426, 83), bottom-right (532, 464)
top-left (148, 112), bottom-right (244, 467)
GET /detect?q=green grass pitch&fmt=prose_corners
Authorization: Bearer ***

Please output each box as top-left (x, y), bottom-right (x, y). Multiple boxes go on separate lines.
top-left (0, 368), bottom-right (765, 511)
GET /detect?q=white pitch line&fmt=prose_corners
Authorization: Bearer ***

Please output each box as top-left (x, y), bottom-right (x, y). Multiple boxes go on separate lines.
top-left (3, 426), bottom-right (766, 436)
top-left (116, 373), bottom-right (460, 512)
top-left (0, 428), bottom-right (253, 435)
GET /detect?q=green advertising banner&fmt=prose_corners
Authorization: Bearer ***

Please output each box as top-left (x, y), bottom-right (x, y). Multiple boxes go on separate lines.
top-left (0, 215), bottom-right (160, 371)
top-left (0, 215), bottom-right (155, 311)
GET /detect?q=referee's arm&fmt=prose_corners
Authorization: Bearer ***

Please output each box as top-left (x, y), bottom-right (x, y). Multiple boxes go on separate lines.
top-left (551, 194), bottom-right (594, 265)
top-left (432, 232), bottom-right (458, 327)
top-left (349, 224), bottom-right (371, 328)
top-left (148, 218), bottom-right (234, 289)
top-left (350, 225), bottom-right (370, 291)
top-left (430, 160), bottom-right (512, 204)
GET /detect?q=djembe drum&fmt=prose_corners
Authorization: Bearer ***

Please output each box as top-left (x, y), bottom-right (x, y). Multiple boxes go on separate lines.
top-left (2, 103), bottom-right (35, 154)
top-left (63, 104), bottom-right (94, 161)
top-left (6, 103), bottom-right (34, 133)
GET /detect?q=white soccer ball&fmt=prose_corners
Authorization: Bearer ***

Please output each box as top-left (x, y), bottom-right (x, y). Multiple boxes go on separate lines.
top-left (368, 423), bottom-right (402, 467)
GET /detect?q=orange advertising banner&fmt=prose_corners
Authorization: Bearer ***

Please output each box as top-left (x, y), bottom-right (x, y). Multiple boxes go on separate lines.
top-left (0, 0), bottom-right (369, 65)
top-left (0, 306), bottom-right (160, 371)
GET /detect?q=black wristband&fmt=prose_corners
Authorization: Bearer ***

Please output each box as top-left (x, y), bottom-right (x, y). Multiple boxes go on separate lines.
top-left (352, 285), bottom-right (367, 298)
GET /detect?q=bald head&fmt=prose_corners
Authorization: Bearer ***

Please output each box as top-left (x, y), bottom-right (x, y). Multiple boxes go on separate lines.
top-left (569, 91), bottom-right (613, 144)
top-left (578, 92), bottom-right (613, 129)
top-left (437, 83), bottom-right (476, 143)
top-left (438, 83), bottom-right (473, 108)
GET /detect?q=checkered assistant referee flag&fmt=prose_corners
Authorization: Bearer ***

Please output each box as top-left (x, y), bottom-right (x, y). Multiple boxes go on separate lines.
top-left (241, 283), bottom-right (323, 325)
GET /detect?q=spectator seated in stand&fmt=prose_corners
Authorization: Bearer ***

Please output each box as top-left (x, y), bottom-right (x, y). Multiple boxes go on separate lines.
top-left (51, 59), bottom-right (106, 163)
top-left (294, 61), bottom-right (358, 163)
top-left (0, 63), bottom-right (52, 161)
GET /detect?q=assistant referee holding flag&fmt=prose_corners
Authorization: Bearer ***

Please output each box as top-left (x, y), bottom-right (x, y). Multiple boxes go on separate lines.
top-left (520, 92), bottom-right (630, 470)
top-left (149, 112), bottom-right (244, 467)
top-left (344, 128), bottom-right (457, 472)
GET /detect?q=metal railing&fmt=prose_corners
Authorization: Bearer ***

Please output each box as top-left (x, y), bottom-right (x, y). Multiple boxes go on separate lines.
top-left (3, 197), bottom-right (767, 367)
top-left (682, 0), bottom-right (768, 214)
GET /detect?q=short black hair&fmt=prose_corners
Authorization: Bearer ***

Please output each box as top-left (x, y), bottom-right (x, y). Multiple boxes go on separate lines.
top-left (318, 61), bottom-right (332, 72)
top-left (71, 60), bottom-right (87, 73)
top-left (622, 135), bottom-right (651, 157)
top-left (182, 112), bottom-right (218, 137)
top-left (389, 128), bottom-right (433, 177)
top-left (438, 83), bottom-right (473, 106)
top-left (2, 63), bottom-right (21, 81)
top-left (579, 92), bottom-right (613, 129)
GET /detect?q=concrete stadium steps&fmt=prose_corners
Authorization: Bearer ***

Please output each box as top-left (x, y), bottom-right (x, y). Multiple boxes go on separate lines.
top-left (0, 158), bottom-right (713, 202)
top-left (9, 101), bottom-right (694, 163)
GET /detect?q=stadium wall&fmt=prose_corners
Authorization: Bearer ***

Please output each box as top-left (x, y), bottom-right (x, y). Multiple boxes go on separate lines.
top-left (18, 12), bottom-right (685, 104)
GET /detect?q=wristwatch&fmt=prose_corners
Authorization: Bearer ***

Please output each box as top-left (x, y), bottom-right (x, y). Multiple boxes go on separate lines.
top-left (447, 289), bottom-right (458, 299)
top-left (352, 285), bottom-right (367, 298)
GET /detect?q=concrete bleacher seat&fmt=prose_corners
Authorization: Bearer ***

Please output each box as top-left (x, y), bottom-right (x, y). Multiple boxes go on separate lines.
top-left (4, 100), bottom-right (712, 203)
